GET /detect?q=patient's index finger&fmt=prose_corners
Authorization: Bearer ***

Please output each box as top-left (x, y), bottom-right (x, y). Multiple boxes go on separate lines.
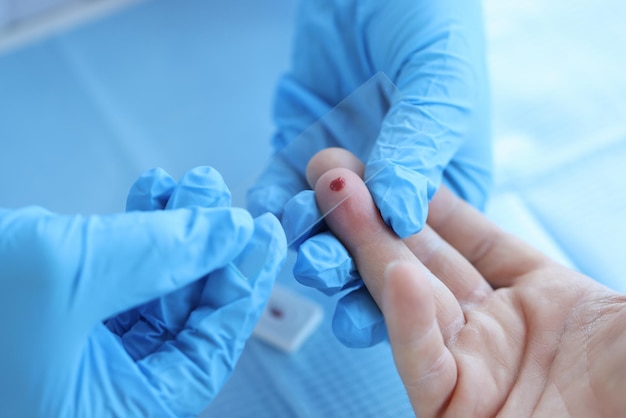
top-left (308, 148), bottom-right (490, 310)
top-left (314, 168), bottom-right (415, 307)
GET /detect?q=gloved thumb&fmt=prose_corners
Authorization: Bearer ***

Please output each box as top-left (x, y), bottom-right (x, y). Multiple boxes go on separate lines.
top-left (0, 206), bottom-right (254, 325)
top-left (86, 207), bottom-right (254, 321)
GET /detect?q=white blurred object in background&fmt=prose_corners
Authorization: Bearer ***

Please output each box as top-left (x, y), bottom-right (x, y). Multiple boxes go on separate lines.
top-left (0, 0), bottom-right (143, 53)
top-left (1, 0), bottom-right (78, 25)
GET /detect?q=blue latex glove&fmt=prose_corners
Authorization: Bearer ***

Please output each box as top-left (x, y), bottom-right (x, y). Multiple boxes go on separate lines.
top-left (248, 0), bottom-right (491, 347)
top-left (0, 167), bottom-right (286, 417)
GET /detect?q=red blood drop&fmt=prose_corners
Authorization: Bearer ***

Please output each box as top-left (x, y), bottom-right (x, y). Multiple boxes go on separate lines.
top-left (269, 306), bottom-right (283, 319)
top-left (329, 177), bottom-right (345, 192)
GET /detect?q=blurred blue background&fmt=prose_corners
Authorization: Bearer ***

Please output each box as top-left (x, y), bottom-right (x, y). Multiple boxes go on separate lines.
top-left (1, 0), bottom-right (625, 416)
top-left (0, 0), bottom-right (295, 212)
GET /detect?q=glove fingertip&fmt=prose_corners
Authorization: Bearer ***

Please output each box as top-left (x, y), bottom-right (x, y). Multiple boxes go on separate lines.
top-left (331, 288), bottom-right (387, 348)
top-left (193, 207), bottom-right (255, 275)
top-left (332, 308), bottom-right (387, 349)
top-left (367, 167), bottom-right (433, 238)
top-left (253, 213), bottom-right (288, 274)
top-left (293, 233), bottom-right (357, 294)
top-left (225, 207), bottom-right (256, 248)
top-left (230, 213), bottom-right (287, 281)
top-left (166, 166), bottom-right (231, 210)
top-left (127, 167), bottom-right (176, 212)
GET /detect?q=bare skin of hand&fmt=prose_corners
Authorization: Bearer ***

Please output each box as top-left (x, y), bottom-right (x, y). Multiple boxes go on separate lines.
top-left (307, 148), bottom-right (626, 417)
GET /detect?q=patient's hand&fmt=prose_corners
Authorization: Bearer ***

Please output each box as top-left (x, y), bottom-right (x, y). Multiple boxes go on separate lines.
top-left (307, 148), bottom-right (626, 417)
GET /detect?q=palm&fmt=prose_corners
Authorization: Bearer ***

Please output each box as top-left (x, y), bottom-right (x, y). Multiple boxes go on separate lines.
top-left (443, 267), bottom-right (606, 416)
top-left (382, 208), bottom-right (626, 418)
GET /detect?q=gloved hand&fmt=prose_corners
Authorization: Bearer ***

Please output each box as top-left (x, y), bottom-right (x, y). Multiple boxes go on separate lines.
top-left (0, 166), bottom-right (286, 417)
top-left (247, 0), bottom-right (491, 347)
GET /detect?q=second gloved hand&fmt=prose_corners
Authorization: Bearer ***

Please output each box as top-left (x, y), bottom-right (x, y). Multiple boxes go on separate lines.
top-left (0, 166), bottom-right (286, 417)
top-left (105, 166), bottom-right (287, 416)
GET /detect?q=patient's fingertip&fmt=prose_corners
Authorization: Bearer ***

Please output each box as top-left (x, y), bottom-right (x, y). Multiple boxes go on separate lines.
top-left (306, 147), bottom-right (365, 188)
top-left (314, 168), bottom-right (363, 213)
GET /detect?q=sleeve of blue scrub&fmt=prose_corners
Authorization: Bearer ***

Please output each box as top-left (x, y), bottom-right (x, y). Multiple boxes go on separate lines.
top-left (247, 0), bottom-right (491, 348)
top-left (0, 167), bottom-right (287, 417)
